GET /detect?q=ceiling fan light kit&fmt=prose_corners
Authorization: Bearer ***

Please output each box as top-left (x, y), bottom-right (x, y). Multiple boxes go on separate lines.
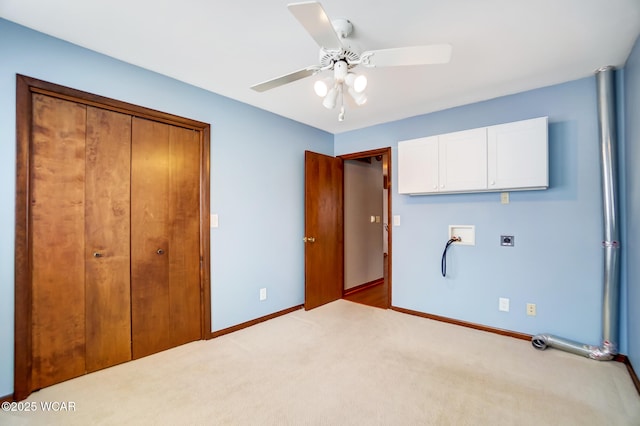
top-left (315, 60), bottom-right (368, 112)
top-left (251, 1), bottom-right (452, 122)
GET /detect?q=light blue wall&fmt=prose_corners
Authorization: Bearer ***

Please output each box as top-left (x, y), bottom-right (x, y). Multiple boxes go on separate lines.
top-left (0, 19), bottom-right (333, 397)
top-left (335, 77), bottom-right (619, 350)
top-left (624, 35), bottom-right (640, 371)
top-left (2, 16), bottom-right (637, 400)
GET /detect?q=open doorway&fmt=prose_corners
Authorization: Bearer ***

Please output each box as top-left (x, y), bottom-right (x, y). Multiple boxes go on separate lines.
top-left (340, 148), bottom-right (391, 309)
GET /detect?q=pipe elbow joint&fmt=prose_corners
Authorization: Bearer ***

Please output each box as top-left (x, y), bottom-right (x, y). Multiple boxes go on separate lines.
top-left (531, 334), bottom-right (616, 361)
top-left (586, 340), bottom-right (617, 361)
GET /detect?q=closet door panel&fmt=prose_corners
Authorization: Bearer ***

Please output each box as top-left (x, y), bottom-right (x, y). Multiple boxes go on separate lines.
top-left (31, 94), bottom-right (86, 389)
top-left (168, 126), bottom-right (201, 346)
top-left (131, 118), bottom-right (172, 359)
top-left (85, 107), bottom-right (132, 372)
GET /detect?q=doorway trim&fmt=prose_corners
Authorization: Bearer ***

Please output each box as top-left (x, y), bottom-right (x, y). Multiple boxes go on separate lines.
top-left (13, 75), bottom-right (211, 401)
top-left (339, 147), bottom-right (392, 308)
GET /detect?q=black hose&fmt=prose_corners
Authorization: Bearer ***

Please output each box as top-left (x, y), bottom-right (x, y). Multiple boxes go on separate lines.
top-left (441, 238), bottom-right (459, 277)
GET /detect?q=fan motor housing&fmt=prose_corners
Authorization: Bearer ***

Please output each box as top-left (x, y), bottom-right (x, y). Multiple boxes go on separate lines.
top-left (319, 47), bottom-right (360, 67)
top-left (319, 18), bottom-right (361, 67)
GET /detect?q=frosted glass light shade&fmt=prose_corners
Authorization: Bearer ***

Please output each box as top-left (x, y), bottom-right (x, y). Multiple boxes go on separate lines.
top-left (345, 73), bottom-right (367, 93)
top-left (314, 80), bottom-right (328, 97)
top-left (353, 75), bottom-right (367, 93)
top-left (323, 87), bottom-right (338, 109)
top-left (348, 87), bottom-right (367, 106)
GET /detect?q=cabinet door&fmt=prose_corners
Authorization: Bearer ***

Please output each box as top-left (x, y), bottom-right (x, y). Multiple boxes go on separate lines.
top-left (487, 117), bottom-right (548, 190)
top-left (438, 127), bottom-right (487, 192)
top-left (397, 136), bottom-right (438, 194)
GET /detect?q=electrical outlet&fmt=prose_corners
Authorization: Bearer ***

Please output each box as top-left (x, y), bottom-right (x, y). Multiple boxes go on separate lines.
top-left (259, 288), bottom-right (267, 301)
top-left (501, 192), bottom-right (510, 204)
top-left (500, 235), bottom-right (515, 247)
top-left (499, 297), bottom-right (510, 312)
top-left (527, 303), bottom-right (536, 316)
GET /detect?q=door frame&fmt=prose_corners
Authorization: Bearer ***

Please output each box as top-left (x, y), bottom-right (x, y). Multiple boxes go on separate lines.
top-left (339, 147), bottom-right (392, 308)
top-left (13, 75), bottom-right (212, 400)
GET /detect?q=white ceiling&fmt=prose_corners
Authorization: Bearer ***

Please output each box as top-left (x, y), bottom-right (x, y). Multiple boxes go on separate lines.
top-left (2, 0), bottom-right (639, 134)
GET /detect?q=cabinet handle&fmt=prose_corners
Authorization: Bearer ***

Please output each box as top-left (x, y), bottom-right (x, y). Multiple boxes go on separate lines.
top-left (93, 252), bottom-right (103, 258)
top-left (303, 237), bottom-right (316, 243)
top-left (156, 249), bottom-right (165, 255)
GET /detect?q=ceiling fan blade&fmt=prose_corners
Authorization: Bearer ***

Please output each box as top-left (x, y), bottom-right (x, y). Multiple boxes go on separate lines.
top-left (251, 67), bottom-right (319, 92)
top-left (361, 44), bottom-right (452, 68)
top-left (288, 1), bottom-right (342, 50)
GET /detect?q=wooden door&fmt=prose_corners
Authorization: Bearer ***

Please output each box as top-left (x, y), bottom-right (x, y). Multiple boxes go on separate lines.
top-left (304, 151), bottom-right (344, 310)
top-left (30, 96), bottom-right (132, 388)
top-left (31, 94), bottom-right (87, 389)
top-left (84, 106), bottom-right (132, 373)
top-left (15, 75), bottom-right (211, 401)
top-left (131, 118), bottom-right (201, 359)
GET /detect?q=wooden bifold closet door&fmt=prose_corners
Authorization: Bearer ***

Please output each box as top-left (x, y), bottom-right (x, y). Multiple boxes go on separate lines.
top-left (28, 91), bottom-right (203, 391)
top-left (130, 117), bottom-right (201, 359)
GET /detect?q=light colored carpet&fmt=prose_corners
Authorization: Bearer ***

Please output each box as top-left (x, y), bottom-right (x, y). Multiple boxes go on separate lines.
top-left (2, 299), bottom-right (639, 425)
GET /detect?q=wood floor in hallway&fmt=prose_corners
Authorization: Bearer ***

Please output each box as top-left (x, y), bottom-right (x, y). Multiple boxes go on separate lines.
top-left (343, 254), bottom-right (389, 309)
top-left (343, 280), bottom-right (388, 308)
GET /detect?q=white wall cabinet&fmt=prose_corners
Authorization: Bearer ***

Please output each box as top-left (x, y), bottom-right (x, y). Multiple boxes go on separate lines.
top-left (397, 136), bottom-right (439, 194)
top-left (487, 117), bottom-right (548, 190)
top-left (398, 117), bottom-right (548, 195)
top-left (438, 127), bottom-right (487, 192)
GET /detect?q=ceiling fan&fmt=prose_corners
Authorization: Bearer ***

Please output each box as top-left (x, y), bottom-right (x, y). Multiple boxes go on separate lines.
top-left (251, 1), bottom-right (452, 121)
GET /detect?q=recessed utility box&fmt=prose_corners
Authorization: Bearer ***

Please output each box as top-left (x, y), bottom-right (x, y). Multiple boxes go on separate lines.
top-left (448, 225), bottom-right (475, 246)
top-left (500, 235), bottom-right (515, 247)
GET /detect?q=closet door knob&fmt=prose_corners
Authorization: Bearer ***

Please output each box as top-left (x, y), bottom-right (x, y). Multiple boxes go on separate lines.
top-left (156, 249), bottom-right (165, 255)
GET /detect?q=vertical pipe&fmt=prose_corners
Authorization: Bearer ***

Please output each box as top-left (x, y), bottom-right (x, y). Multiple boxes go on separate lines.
top-left (596, 66), bottom-right (620, 354)
top-left (532, 66), bottom-right (620, 360)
